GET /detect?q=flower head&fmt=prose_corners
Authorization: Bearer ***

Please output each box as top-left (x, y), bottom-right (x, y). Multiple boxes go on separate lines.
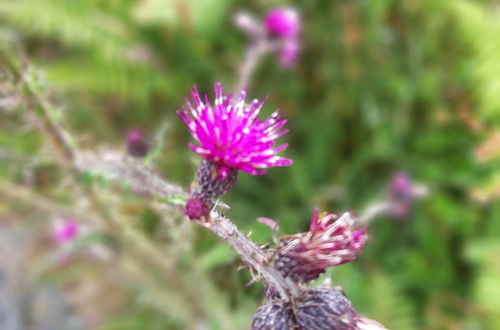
top-left (264, 8), bottom-right (301, 38)
top-left (388, 172), bottom-right (416, 219)
top-left (178, 83), bottom-right (292, 177)
top-left (185, 193), bottom-right (211, 220)
top-left (264, 8), bottom-right (301, 67)
top-left (279, 38), bottom-right (300, 67)
top-left (53, 219), bottom-right (79, 245)
top-left (389, 172), bottom-right (413, 201)
top-left (275, 210), bottom-right (367, 283)
top-left (126, 129), bottom-right (150, 158)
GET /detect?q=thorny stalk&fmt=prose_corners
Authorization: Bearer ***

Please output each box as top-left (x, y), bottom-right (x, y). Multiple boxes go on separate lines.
top-left (202, 212), bottom-right (299, 301)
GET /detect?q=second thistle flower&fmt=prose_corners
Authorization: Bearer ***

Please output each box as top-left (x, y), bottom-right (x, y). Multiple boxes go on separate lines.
top-left (178, 83), bottom-right (293, 219)
top-left (275, 210), bottom-right (367, 283)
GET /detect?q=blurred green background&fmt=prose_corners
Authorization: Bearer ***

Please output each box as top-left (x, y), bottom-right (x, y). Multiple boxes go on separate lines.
top-left (1, 0), bottom-right (500, 329)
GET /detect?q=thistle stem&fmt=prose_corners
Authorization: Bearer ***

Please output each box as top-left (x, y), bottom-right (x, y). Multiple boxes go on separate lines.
top-left (233, 38), bottom-right (270, 98)
top-left (201, 211), bottom-right (299, 301)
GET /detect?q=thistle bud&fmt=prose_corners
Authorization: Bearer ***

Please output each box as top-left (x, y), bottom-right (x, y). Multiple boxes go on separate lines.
top-left (252, 287), bottom-right (380, 330)
top-left (274, 210), bottom-right (367, 284)
top-left (251, 299), bottom-right (296, 330)
top-left (295, 287), bottom-right (358, 330)
top-left (52, 219), bottom-right (79, 244)
top-left (184, 192), bottom-right (211, 220)
top-left (126, 129), bottom-right (150, 158)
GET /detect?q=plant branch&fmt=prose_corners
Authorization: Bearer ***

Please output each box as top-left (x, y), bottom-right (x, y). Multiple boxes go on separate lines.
top-left (201, 211), bottom-right (299, 301)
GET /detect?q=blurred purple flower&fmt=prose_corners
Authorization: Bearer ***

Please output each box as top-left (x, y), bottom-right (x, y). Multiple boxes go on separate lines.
top-left (265, 7), bottom-right (301, 67)
top-left (279, 38), bottom-right (300, 67)
top-left (275, 210), bottom-right (367, 283)
top-left (390, 172), bottom-right (413, 200)
top-left (264, 8), bottom-right (301, 38)
top-left (388, 172), bottom-right (415, 219)
top-left (177, 82), bottom-right (292, 177)
top-left (53, 220), bottom-right (79, 245)
top-left (126, 129), bottom-right (150, 158)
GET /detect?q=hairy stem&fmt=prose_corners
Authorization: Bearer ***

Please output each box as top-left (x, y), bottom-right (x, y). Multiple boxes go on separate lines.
top-left (201, 211), bottom-right (299, 301)
top-left (233, 38), bottom-right (270, 97)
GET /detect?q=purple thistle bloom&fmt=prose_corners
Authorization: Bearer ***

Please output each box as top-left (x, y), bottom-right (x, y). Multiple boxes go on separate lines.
top-left (388, 172), bottom-right (415, 219)
top-left (177, 83), bottom-right (293, 177)
top-left (126, 129), bottom-right (150, 158)
top-left (279, 38), bottom-right (300, 67)
top-left (53, 220), bottom-right (79, 245)
top-left (264, 8), bottom-right (301, 38)
top-left (264, 8), bottom-right (301, 67)
top-left (390, 172), bottom-right (413, 200)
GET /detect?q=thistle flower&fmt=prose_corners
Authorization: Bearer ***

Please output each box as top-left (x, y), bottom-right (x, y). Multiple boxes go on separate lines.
top-left (275, 210), bottom-right (367, 283)
top-left (178, 83), bottom-right (292, 177)
top-left (264, 7), bottom-right (301, 67)
top-left (264, 8), bottom-right (301, 38)
top-left (126, 129), bottom-right (150, 158)
top-left (389, 172), bottom-right (413, 201)
top-left (53, 219), bottom-right (79, 245)
top-left (179, 83), bottom-right (292, 219)
top-left (388, 172), bottom-right (417, 219)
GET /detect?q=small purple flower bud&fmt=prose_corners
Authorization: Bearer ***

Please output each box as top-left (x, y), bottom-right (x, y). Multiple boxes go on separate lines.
top-left (126, 129), bottom-right (150, 158)
top-left (184, 193), bottom-right (211, 220)
top-left (264, 8), bottom-right (301, 38)
top-left (279, 38), bottom-right (300, 67)
top-left (53, 220), bottom-right (79, 244)
top-left (388, 172), bottom-right (415, 219)
top-left (275, 210), bottom-right (367, 283)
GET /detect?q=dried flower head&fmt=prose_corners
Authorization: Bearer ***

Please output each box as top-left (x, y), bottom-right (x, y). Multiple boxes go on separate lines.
top-left (275, 210), bottom-right (367, 283)
top-left (178, 83), bottom-right (292, 177)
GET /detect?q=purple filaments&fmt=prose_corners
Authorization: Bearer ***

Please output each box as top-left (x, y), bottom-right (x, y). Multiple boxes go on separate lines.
top-left (177, 83), bottom-right (292, 177)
